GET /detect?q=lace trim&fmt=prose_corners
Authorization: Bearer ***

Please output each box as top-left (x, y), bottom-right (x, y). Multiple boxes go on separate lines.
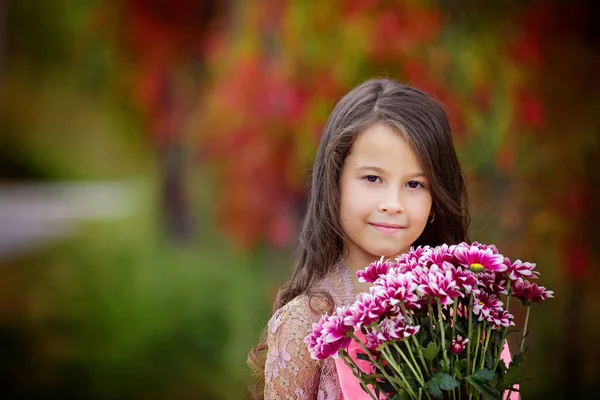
top-left (264, 263), bottom-right (356, 399)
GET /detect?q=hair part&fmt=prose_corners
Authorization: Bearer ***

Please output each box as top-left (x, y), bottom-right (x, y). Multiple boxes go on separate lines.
top-left (248, 78), bottom-right (470, 398)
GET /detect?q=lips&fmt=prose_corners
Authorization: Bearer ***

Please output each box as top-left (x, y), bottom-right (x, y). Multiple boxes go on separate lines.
top-left (369, 222), bottom-right (406, 234)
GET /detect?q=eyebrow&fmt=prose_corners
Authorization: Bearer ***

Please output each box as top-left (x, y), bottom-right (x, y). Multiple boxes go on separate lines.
top-left (357, 165), bottom-right (426, 178)
top-left (357, 165), bottom-right (385, 173)
top-left (406, 172), bottom-right (427, 178)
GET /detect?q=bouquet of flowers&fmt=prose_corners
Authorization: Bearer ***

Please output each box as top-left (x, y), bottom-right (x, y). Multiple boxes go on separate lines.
top-left (304, 242), bottom-right (553, 400)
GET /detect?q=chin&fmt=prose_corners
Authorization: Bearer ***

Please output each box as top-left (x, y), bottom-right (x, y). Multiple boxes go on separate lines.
top-left (369, 247), bottom-right (406, 259)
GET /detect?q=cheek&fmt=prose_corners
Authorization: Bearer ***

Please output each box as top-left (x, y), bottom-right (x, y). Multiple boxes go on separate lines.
top-left (340, 195), bottom-right (362, 224)
top-left (340, 178), bottom-right (361, 211)
top-left (339, 181), bottom-right (352, 226)
top-left (407, 193), bottom-right (433, 221)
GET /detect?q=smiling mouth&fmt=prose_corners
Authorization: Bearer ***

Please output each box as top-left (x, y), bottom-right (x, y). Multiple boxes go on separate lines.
top-left (369, 223), bottom-right (406, 234)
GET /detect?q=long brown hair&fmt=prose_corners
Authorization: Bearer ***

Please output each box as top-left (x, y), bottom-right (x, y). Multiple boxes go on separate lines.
top-left (248, 78), bottom-right (470, 398)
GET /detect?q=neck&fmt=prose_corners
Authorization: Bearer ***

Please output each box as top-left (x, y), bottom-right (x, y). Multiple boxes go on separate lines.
top-left (342, 247), bottom-right (411, 296)
top-left (343, 256), bottom-right (378, 296)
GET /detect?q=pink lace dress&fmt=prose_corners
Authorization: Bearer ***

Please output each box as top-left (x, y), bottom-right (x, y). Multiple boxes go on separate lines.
top-left (264, 264), bottom-right (518, 399)
top-left (264, 264), bottom-right (354, 399)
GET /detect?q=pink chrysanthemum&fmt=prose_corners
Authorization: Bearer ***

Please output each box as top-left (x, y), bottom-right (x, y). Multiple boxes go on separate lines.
top-left (512, 279), bottom-right (554, 306)
top-left (305, 314), bottom-right (351, 360)
top-left (371, 269), bottom-right (419, 311)
top-left (343, 293), bottom-right (386, 329)
top-left (405, 296), bottom-right (429, 313)
top-left (505, 258), bottom-right (539, 281)
top-left (364, 331), bottom-right (382, 352)
top-left (478, 272), bottom-right (509, 297)
top-left (450, 335), bottom-right (469, 355)
top-left (487, 309), bottom-right (515, 330)
top-left (337, 305), bottom-right (355, 325)
top-left (357, 257), bottom-right (394, 283)
top-left (321, 314), bottom-right (351, 343)
top-left (416, 265), bottom-right (463, 306)
top-left (455, 244), bottom-right (506, 273)
top-left (401, 325), bottom-right (420, 338)
top-left (377, 318), bottom-right (406, 342)
top-left (397, 246), bottom-right (431, 269)
top-left (473, 292), bottom-right (504, 320)
top-left (451, 266), bottom-right (479, 294)
top-left (395, 262), bottom-right (417, 275)
top-left (422, 243), bottom-right (458, 268)
top-left (470, 241), bottom-right (499, 254)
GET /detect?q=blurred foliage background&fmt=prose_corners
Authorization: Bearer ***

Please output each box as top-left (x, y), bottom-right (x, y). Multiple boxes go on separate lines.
top-left (1, 0), bottom-right (599, 399)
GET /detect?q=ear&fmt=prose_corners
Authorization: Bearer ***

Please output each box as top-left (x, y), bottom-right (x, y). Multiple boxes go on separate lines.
top-left (428, 205), bottom-right (435, 224)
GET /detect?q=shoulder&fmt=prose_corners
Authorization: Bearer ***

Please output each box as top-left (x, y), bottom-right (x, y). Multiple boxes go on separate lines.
top-left (268, 295), bottom-right (329, 336)
top-left (264, 295), bottom-right (326, 396)
top-left (315, 263), bottom-right (356, 307)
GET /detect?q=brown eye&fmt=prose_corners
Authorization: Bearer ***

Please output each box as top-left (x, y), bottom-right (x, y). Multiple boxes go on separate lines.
top-left (407, 181), bottom-right (425, 189)
top-left (364, 175), bottom-right (381, 183)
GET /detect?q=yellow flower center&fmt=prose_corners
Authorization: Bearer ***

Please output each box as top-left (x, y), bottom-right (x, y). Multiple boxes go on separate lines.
top-left (469, 263), bottom-right (484, 273)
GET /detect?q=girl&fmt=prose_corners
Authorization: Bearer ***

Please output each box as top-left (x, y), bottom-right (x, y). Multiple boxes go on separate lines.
top-left (250, 78), bottom-right (470, 399)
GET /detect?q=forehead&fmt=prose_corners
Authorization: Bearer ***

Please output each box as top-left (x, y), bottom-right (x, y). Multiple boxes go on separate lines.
top-left (345, 123), bottom-right (423, 172)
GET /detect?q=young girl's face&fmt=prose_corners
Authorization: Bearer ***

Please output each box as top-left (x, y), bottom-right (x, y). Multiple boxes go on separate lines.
top-left (339, 122), bottom-right (433, 270)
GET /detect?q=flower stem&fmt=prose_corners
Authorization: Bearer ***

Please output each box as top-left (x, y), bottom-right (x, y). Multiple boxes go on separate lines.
top-left (400, 303), bottom-right (412, 324)
top-left (505, 281), bottom-right (512, 314)
top-left (380, 345), bottom-right (418, 399)
top-left (479, 325), bottom-right (492, 370)
top-left (399, 303), bottom-right (431, 379)
top-left (508, 302), bottom-right (528, 400)
top-left (338, 351), bottom-right (379, 400)
top-left (451, 300), bottom-right (458, 344)
top-left (350, 332), bottom-right (404, 397)
top-left (467, 293), bottom-right (474, 372)
top-left (437, 300), bottom-right (451, 370)
top-left (428, 301), bottom-right (437, 341)
top-left (450, 300), bottom-right (459, 379)
top-left (411, 334), bottom-right (430, 377)
top-left (519, 306), bottom-right (531, 353)
top-left (392, 342), bottom-right (424, 385)
top-left (471, 324), bottom-right (481, 375)
top-left (493, 281), bottom-right (512, 370)
top-left (404, 340), bottom-right (427, 381)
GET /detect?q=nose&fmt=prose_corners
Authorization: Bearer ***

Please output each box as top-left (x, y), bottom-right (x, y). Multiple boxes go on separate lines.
top-left (378, 188), bottom-right (404, 214)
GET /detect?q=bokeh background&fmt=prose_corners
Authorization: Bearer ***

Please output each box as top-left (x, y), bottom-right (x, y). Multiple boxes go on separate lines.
top-left (1, 0), bottom-right (599, 399)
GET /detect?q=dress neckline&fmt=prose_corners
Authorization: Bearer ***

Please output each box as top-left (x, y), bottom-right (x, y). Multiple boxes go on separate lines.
top-left (337, 260), bottom-right (358, 306)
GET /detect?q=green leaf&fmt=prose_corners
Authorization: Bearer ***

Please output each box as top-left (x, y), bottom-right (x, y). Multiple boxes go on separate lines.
top-left (440, 358), bottom-right (451, 373)
top-left (423, 342), bottom-right (440, 362)
top-left (455, 322), bottom-right (467, 335)
top-left (454, 359), bottom-right (468, 379)
top-left (360, 374), bottom-right (377, 386)
top-left (426, 372), bottom-right (460, 399)
top-left (401, 364), bottom-right (419, 387)
top-left (494, 359), bottom-right (507, 375)
top-left (466, 374), bottom-right (501, 400)
top-left (512, 351), bottom-right (526, 366)
top-left (356, 352), bottom-right (369, 361)
top-left (497, 364), bottom-right (525, 390)
top-left (485, 348), bottom-right (494, 367)
top-left (398, 389), bottom-right (410, 400)
top-left (455, 359), bottom-right (468, 373)
top-left (472, 369), bottom-right (496, 382)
